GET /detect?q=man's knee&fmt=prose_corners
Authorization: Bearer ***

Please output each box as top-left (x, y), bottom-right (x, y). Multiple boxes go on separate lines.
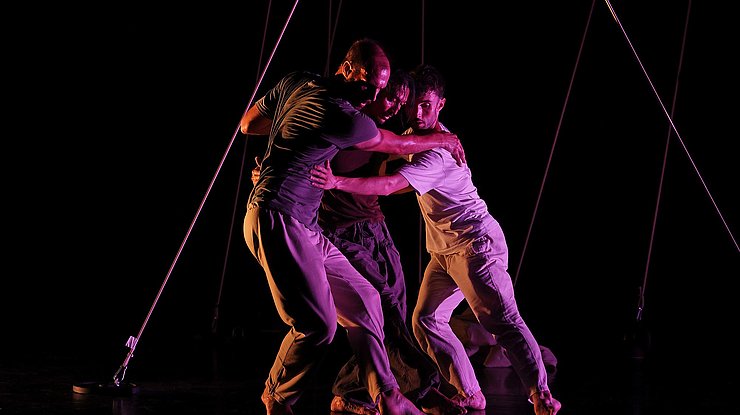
top-left (300, 312), bottom-right (338, 346)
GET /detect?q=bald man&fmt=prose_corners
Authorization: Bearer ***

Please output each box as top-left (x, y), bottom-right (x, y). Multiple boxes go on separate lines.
top-left (240, 39), bottom-right (465, 415)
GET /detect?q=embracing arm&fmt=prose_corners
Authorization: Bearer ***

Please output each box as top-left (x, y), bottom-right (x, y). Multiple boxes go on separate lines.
top-left (310, 160), bottom-right (412, 196)
top-left (240, 105), bottom-right (272, 135)
top-left (353, 128), bottom-right (466, 166)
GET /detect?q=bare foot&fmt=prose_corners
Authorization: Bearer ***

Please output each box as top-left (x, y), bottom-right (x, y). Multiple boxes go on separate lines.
top-left (450, 389), bottom-right (486, 411)
top-left (261, 389), bottom-right (293, 415)
top-left (531, 390), bottom-right (561, 415)
top-left (419, 387), bottom-right (466, 415)
top-left (331, 395), bottom-right (380, 415)
top-left (378, 388), bottom-right (424, 415)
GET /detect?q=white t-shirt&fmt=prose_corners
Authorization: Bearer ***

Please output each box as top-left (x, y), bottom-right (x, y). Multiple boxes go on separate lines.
top-left (397, 140), bottom-right (496, 255)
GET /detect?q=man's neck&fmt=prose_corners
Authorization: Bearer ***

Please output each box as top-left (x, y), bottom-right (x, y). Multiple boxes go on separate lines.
top-left (413, 127), bottom-right (435, 136)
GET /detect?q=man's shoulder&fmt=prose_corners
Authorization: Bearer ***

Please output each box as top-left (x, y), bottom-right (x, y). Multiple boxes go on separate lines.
top-left (408, 148), bottom-right (446, 165)
top-left (283, 70), bottom-right (321, 80)
top-left (276, 71), bottom-right (324, 90)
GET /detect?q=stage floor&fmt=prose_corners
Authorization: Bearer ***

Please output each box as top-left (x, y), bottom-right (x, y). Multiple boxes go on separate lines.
top-left (0, 328), bottom-right (731, 414)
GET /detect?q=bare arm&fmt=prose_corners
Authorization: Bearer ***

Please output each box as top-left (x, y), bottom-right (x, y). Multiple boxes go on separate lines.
top-left (240, 105), bottom-right (272, 135)
top-left (310, 160), bottom-right (412, 196)
top-left (354, 128), bottom-right (466, 166)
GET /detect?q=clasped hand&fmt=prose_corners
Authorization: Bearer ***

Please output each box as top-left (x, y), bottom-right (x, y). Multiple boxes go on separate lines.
top-left (310, 160), bottom-right (336, 190)
top-left (430, 124), bottom-right (465, 166)
top-left (444, 134), bottom-right (466, 166)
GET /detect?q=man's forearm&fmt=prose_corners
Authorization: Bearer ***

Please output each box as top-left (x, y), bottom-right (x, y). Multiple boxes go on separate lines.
top-left (334, 175), bottom-right (404, 196)
top-left (377, 129), bottom-right (445, 155)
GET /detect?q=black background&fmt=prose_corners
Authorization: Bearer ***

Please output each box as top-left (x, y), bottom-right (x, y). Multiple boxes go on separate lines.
top-left (5, 0), bottom-right (738, 398)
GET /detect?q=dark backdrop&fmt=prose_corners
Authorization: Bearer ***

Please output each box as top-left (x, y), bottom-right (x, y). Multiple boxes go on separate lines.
top-left (5, 0), bottom-right (737, 396)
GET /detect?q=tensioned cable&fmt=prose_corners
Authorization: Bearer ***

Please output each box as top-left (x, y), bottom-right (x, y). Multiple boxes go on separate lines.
top-left (420, 0), bottom-right (426, 66)
top-left (111, 0), bottom-right (301, 387)
top-left (323, 0), bottom-right (343, 77)
top-left (417, 0), bottom-right (426, 285)
top-left (513, 0), bottom-right (597, 286)
top-left (211, 0), bottom-right (274, 336)
top-left (636, 0), bottom-right (692, 322)
top-left (602, 0), bottom-right (738, 254)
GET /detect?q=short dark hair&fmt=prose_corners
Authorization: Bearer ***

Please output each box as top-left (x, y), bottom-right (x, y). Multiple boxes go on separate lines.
top-left (382, 69), bottom-right (414, 128)
top-left (411, 64), bottom-right (445, 98)
top-left (385, 69), bottom-right (414, 100)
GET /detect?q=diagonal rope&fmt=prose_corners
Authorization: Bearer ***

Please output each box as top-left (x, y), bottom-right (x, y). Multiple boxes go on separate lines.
top-left (211, 0), bottom-right (274, 336)
top-left (601, 0), bottom-right (738, 254)
top-left (111, 0), bottom-right (301, 387)
top-left (636, 0), bottom-right (692, 322)
top-left (513, 0), bottom-right (597, 286)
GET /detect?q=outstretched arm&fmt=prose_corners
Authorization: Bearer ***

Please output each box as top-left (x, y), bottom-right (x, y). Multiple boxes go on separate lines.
top-left (310, 160), bottom-right (412, 196)
top-left (353, 128), bottom-right (466, 166)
